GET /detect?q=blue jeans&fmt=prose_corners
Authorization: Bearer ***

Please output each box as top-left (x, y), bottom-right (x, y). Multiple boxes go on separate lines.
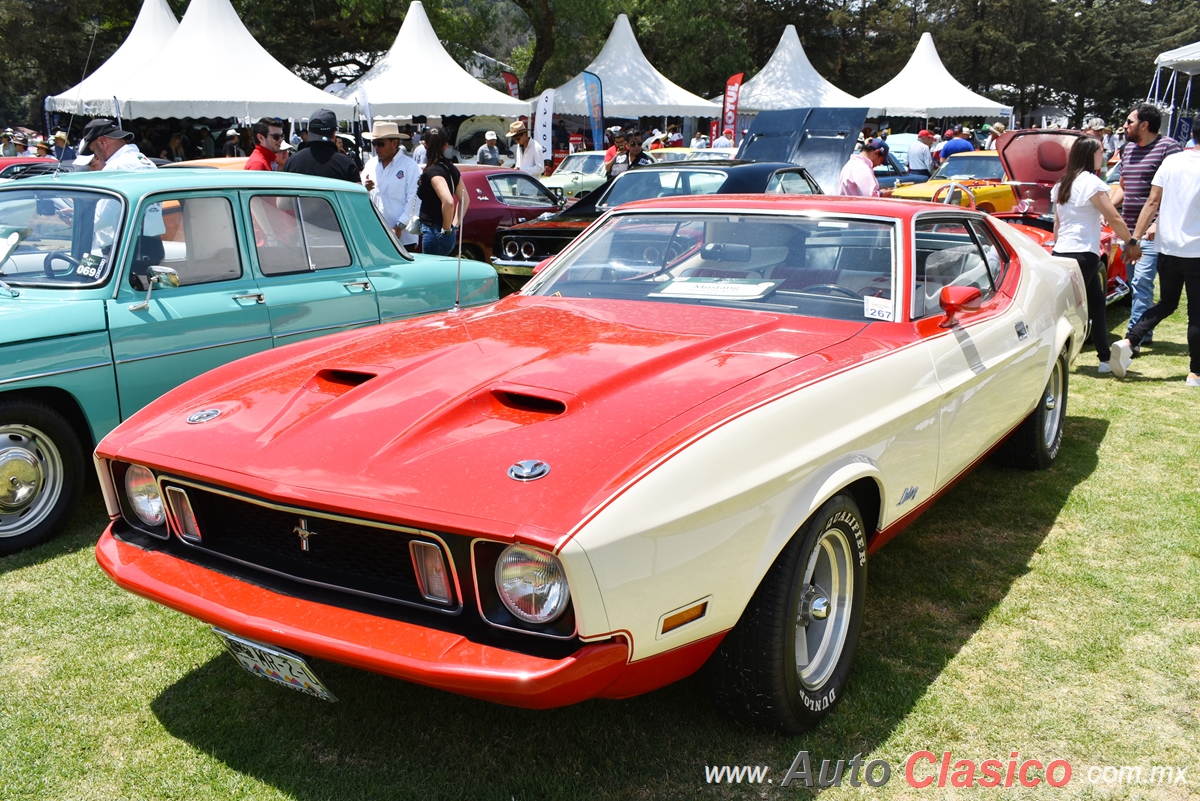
top-left (1127, 234), bottom-right (1158, 339)
top-left (421, 224), bottom-right (457, 256)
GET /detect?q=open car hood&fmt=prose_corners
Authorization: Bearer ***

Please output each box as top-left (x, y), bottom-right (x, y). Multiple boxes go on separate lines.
top-left (736, 107), bottom-right (868, 194)
top-left (996, 129), bottom-right (1084, 185)
top-left (116, 297), bottom-right (865, 540)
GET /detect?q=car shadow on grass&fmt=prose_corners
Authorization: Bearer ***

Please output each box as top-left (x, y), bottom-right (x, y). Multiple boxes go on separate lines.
top-left (149, 416), bottom-right (1107, 801)
top-left (0, 486), bottom-right (106, 576)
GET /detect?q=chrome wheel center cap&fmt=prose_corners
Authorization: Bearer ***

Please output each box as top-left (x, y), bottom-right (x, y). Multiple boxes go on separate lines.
top-left (800, 586), bottom-right (830, 624)
top-left (0, 447), bottom-right (42, 512)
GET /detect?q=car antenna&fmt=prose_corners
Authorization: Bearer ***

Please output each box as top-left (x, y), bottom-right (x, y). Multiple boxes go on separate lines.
top-left (452, 196), bottom-right (464, 311)
top-left (53, 18), bottom-right (101, 177)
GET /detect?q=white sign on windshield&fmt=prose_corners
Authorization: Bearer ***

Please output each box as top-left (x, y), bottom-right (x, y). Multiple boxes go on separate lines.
top-left (650, 277), bottom-right (781, 300)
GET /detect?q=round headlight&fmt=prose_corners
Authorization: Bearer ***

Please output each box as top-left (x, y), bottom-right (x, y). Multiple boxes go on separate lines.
top-left (124, 464), bottom-right (164, 527)
top-left (503, 240), bottom-right (520, 258)
top-left (495, 544), bottom-right (570, 625)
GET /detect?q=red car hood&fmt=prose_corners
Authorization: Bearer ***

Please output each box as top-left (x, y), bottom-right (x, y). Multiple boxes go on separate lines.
top-left (109, 297), bottom-right (866, 544)
top-left (995, 129), bottom-right (1084, 184)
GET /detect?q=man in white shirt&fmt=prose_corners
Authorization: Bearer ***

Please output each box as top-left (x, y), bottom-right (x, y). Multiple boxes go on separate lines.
top-left (907, 130), bottom-right (935, 177)
top-left (362, 121), bottom-right (420, 248)
top-left (80, 119), bottom-right (157, 171)
top-left (507, 120), bottom-right (546, 176)
top-left (1115, 118), bottom-right (1200, 386)
top-left (837, 138), bottom-right (886, 197)
top-left (712, 127), bottom-right (735, 149)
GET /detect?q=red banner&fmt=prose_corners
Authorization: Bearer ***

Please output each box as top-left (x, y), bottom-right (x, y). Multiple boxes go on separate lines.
top-left (502, 72), bottom-right (521, 99)
top-left (722, 73), bottom-right (744, 145)
top-left (710, 120), bottom-right (719, 143)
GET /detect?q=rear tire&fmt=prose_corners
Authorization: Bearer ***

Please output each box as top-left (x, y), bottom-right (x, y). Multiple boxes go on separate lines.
top-left (0, 398), bottom-right (85, 555)
top-left (708, 493), bottom-right (867, 733)
top-left (1000, 347), bottom-right (1068, 470)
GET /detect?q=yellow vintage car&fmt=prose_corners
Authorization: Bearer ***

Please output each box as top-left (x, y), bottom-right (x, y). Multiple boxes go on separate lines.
top-left (887, 151), bottom-right (1018, 213)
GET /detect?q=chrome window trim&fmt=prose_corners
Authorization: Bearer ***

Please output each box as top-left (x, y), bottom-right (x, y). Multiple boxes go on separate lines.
top-left (269, 319), bottom-right (377, 341)
top-left (910, 209), bottom-right (999, 320)
top-left (0, 360), bottom-right (113, 387)
top-left (160, 475), bottom-right (464, 615)
top-left (469, 538), bottom-right (578, 640)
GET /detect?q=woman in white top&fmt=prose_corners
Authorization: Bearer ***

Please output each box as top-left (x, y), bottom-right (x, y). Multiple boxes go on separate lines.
top-left (1052, 136), bottom-right (1135, 375)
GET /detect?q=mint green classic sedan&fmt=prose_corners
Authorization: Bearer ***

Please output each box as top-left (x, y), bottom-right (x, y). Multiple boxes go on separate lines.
top-left (0, 170), bottom-right (497, 554)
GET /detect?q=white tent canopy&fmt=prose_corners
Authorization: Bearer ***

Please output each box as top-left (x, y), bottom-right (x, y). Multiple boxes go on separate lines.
top-left (94, 0), bottom-right (353, 119)
top-left (551, 15), bottom-right (719, 117)
top-left (47, 0), bottom-right (179, 116)
top-left (737, 26), bottom-right (859, 112)
top-left (338, 1), bottom-right (527, 118)
top-left (1155, 42), bottom-right (1200, 75)
top-left (858, 32), bottom-right (1012, 118)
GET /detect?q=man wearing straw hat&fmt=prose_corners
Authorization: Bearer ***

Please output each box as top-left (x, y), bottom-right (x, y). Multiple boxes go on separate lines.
top-left (507, 120), bottom-right (545, 176)
top-left (362, 121), bottom-right (420, 247)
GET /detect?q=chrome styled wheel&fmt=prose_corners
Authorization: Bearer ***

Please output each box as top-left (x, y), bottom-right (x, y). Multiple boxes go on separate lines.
top-left (795, 527), bottom-right (854, 691)
top-left (1041, 357), bottom-right (1065, 452)
top-left (0, 399), bottom-right (84, 554)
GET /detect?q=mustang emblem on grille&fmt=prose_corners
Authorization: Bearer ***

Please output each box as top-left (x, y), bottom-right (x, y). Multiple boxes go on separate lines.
top-left (293, 518), bottom-right (318, 551)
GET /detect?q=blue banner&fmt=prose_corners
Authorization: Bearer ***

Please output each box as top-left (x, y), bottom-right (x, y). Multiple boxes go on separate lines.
top-left (583, 72), bottom-right (604, 151)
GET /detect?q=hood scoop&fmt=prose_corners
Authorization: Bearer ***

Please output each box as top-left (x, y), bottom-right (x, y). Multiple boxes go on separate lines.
top-left (473, 385), bottom-right (573, 425)
top-left (303, 369), bottom-right (378, 397)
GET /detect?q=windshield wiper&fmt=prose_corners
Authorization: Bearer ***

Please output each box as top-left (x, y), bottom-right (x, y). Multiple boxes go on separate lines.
top-left (0, 277), bottom-right (18, 297)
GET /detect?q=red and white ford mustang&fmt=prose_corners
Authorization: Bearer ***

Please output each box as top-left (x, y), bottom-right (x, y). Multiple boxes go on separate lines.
top-left (95, 195), bottom-right (1086, 733)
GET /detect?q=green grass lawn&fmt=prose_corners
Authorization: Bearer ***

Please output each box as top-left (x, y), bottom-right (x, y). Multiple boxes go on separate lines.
top-left (2, 306), bottom-right (1197, 801)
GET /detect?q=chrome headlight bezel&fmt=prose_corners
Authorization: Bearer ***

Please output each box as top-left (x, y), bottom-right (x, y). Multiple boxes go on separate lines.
top-left (494, 543), bottom-right (571, 625)
top-left (123, 464), bottom-right (165, 528)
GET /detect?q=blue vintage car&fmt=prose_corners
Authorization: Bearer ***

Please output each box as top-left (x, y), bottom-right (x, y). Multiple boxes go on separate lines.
top-left (0, 170), bottom-right (497, 554)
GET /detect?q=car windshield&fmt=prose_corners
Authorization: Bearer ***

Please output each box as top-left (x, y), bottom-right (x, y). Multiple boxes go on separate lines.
top-left (932, 155), bottom-right (1006, 181)
top-left (599, 169), bottom-right (728, 209)
top-left (0, 188), bottom-right (124, 287)
top-left (529, 212), bottom-right (896, 322)
top-left (555, 154), bottom-right (605, 175)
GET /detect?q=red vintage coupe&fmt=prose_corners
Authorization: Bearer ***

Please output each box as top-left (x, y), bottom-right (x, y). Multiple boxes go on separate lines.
top-left (95, 195), bottom-right (1086, 732)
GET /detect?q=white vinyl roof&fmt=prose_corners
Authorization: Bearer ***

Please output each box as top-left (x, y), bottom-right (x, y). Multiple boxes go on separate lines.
top-left (1156, 42), bottom-right (1200, 75)
top-left (551, 15), bottom-right (719, 117)
top-left (90, 0), bottom-right (353, 119)
top-left (737, 26), bottom-right (860, 111)
top-left (338, 1), bottom-right (527, 117)
top-left (858, 32), bottom-right (1012, 118)
top-left (47, 0), bottom-right (179, 116)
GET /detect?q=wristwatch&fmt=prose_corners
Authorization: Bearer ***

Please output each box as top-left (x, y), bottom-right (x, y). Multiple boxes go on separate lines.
top-left (1127, 238), bottom-right (1139, 248)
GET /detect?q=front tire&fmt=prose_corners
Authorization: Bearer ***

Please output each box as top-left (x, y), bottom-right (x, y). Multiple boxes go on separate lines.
top-left (1001, 347), bottom-right (1068, 470)
top-left (0, 398), bottom-right (85, 555)
top-left (708, 493), bottom-right (868, 733)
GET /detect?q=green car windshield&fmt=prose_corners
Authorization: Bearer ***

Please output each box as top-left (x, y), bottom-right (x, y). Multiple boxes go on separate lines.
top-left (0, 189), bottom-right (125, 287)
top-left (554, 153), bottom-right (605, 175)
top-left (528, 212), bottom-right (896, 323)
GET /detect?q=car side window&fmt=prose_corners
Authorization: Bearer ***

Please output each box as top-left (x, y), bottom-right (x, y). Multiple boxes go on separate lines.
top-left (766, 170), bottom-right (817, 195)
top-left (486, 175), bottom-right (557, 208)
top-left (914, 218), bottom-right (995, 318)
top-left (134, 196), bottom-right (240, 289)
top-left (251, 195), bottom-right (352, 275)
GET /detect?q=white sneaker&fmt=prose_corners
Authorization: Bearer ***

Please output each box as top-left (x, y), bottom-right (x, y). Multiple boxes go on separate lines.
top-left (1110, 340), bottom-right (1132, 378)
top-left (1098, 362), bottom-right (1113, 374)
top-left (1187, 374), bottom-right (1200, 388)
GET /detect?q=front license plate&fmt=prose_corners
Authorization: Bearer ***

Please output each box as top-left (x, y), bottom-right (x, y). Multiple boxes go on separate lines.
top-left (213, 628), bottom-right (337, 702)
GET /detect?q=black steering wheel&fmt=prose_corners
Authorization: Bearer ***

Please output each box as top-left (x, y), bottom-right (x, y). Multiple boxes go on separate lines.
top-left (43, 251), bottom-right (81, 278)
top-left (801, 283), bottom-right (861, 299)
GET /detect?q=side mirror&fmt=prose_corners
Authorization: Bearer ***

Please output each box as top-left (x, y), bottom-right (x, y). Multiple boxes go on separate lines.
top-left (532, 257), bottom-right (553, 276)
top-left (130, 265), bottom-right (180, 311)
top-left (939, 285), bottom-right (983, 328)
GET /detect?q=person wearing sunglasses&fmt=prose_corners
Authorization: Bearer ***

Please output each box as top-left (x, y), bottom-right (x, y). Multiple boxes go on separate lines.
top-left (506, 120), bottom-right (546, 176)
top-left (245, 117), bottom-right (285, 171)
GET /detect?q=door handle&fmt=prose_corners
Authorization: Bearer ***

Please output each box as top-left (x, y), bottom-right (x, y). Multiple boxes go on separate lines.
top-left (233, 292), bottom-right (265, 304)
top-left (342, 280), bottom-right (371, 291)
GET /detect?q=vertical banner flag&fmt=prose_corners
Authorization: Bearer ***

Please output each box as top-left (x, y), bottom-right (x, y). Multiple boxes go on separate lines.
top-left (583, 71), bottom-right (604, 152)
top-left (534, 89), bottom-right (555, 159)
top-left (723, 73), bottom-right (744, 145)
top-left (502, 72), bottom-right (521, 99)
top-left (710, 120), bottom-right (719, 143)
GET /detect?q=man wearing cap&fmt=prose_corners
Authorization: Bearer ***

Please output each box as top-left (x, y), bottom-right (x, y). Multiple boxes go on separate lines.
top-left (222, 129), bottom-right (245, 158)
top-left (283, 109), bottom-right (360, 184)
top-left (939, 127), bottom-right (976, 159)
top-left (245, 117), bottom-right (284, 171)
top-left (713, 127), bottom-right (735, 149)
top-left (908, 130), bottom-right (936, 177)
top-left (837, 138), bottom-right (887, 197)
top-left (476, 131), bottom-right (501, 166)
top-left (80, 119), bottom-right (157, 171)
top-left (50, 131), bottom-right (75, 161)
top-left (362, 121), bottom-right (420, 247)
top-left (507, 120), bottom-right (546, 176)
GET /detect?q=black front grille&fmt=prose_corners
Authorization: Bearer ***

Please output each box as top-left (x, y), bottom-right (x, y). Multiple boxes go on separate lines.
top-left (165, 481), bottom-right (453, 611)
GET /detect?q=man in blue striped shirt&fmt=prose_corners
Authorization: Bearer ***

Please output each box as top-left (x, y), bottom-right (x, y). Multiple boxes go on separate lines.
top-left (1115, 103), bottom-right (1182, 348)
